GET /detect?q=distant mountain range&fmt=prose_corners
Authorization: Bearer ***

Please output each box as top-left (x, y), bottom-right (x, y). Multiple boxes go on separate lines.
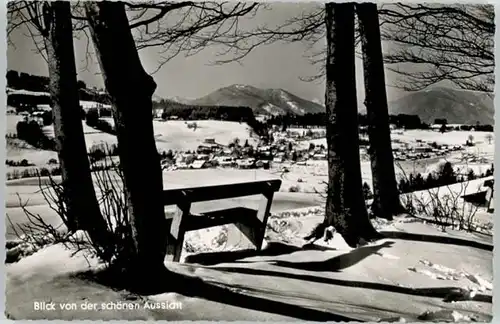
top-left (162, 84), bottom-right (494, 125)
top-left (168, 84), bottom-right (325, 116)
top-left (388, 87), bottom-right (494, 125)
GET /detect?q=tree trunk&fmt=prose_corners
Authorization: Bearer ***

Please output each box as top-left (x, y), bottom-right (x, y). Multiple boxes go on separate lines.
top-left (323, 2), bottom-right (380, 248)
top-left (42, 1), bottom-right (112, 257)
top-left (357, 3), bottom-right (403, 220)
top-left (84, 1), bottom-right (168, 273)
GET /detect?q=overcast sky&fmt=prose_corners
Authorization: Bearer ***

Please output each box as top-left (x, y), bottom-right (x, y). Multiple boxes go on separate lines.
top-left (7, 3), bottom-right (405, 105)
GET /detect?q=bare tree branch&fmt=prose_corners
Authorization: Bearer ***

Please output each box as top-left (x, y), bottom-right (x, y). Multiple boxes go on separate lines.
top-left (192, 3), bottom-right (493, 93)
top-left (380, 3), bottom-right (494, 92)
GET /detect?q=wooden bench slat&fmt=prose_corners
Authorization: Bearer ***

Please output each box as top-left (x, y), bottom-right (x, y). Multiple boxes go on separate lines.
top-left (162, 179), bottom-right (281, 205)
top-left (165, 179), bottom-right (282, 263)
top-left (186, 207), bottom-right (258, 232)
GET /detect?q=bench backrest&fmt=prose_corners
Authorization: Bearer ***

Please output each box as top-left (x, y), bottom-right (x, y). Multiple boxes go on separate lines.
top-left (162, 179), bottom-right (282, 206)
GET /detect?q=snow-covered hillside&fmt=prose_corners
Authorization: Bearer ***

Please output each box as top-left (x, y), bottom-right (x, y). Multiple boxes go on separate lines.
top-left (6, 115), bottom-right (256, 164)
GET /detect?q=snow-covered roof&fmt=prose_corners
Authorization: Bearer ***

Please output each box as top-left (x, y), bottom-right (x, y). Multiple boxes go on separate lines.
top-left (7, 88), bottom-right (50, 97)
top-left (36, 104), bottom-right (52, 111)
top-left (191, 160), bottom-right (207, 169)
top-left (80, 100), bottom-right (112, 109)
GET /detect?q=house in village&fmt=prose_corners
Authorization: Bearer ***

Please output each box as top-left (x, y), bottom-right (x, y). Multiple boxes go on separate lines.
top-left (312, 153), bottom-right (327, 160)
top-left (204, 138), bottom-right (216, 144)
top-left (80, 101), bottom-right (112, 117)
top-left (190, 160), bottom-right (209, 169)
top-left (153, 108), bottom-right (164, 119)
top-left (7, 88), bottom-right (51, 110)
top-left (36, 104), bottom-right (52, 112)
top-left (196, 145), bottom-right (214, 155)
top-left (236, 158), bottom-right (256, 169)
top-left (273, 152), bottom-right (286, 163)
top-left (220, 148), bottom-right (233, 156)
top-left (197, 139), bottom-right (224, 155)
top-left (214, 156), bottom-right (235, 168)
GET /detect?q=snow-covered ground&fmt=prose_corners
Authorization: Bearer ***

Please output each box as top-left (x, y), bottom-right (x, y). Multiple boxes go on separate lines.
top-left (6, 138), bottom-right (58, 167)
top-left (5, 170), bottom-right (323, 240)
top-left (299, 130), bottom-right (494, 149)
top-left (41, 121), bottom-right (118, 149)
top-left (287, 130), bottom-right (495, 193)
top-left (5, 114), bottom-right (23, 134)
top-left (99, 118), bottom-right (257, 151)
top-left (4, 115), bottom-right (494, 321)
top-left (5, 209), bottom-right (493, 321)
top-left (269, 158), bottom-right (470, 193)
top-left (6, 116), bottom-right (256, 166)
top-left (152, 120), bottom-right (257, 152)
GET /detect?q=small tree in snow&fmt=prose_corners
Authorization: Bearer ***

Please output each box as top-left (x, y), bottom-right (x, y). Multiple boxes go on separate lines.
top-left (467, 169), bottom-right (476, 181)
top-left (439, 162), bottom-right (456, 185)
top-left (362, 182), bottom-right (373, 200)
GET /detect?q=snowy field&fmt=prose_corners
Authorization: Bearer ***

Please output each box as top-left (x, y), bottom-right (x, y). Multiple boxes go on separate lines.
top-left (6, 138), bottom-right (58, 167)
top-left (6, 116), bottom-right (256, 173)
top-left (6, 115), bottom-right (256, 165)
top-left (5, 210), bottom-right (493, 321)
top-left (152, 120), bottom-right (257, 152)
top-left (288, 127), bottom-right (326, 134)
top-left (100, 118), bottom-right (257, 152)
top-left (5, 169), bottom-right (324, 240)
top-left (5, 114), bottom-right (23, 134)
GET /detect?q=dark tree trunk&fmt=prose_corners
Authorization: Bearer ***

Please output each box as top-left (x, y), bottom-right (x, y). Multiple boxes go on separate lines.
top-left (323, 2), bottom-right (380, 248)
top-left (84, 1), bottom-right (168, 273)
top-left (42, 1), bottom-right (111, 256)
top-left (357, 3), bottom-right (403, 220)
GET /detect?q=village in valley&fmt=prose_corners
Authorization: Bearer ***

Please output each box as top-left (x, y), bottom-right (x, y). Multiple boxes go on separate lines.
top-left (7, 84), bottom-right (494, 190)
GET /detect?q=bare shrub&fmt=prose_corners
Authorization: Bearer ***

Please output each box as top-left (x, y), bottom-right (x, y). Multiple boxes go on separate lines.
top-left (288, 185), bottom-right (301, 192)
top-left (6, 175), bottom-right (94, 264)
top-left (397, 162), bottom-right (482, 233)
top-left (6, 152), bottom-right (135, 269)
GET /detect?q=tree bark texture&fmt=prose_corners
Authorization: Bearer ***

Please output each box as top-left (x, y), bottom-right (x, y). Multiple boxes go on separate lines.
top-left (324, 2), bottom-right (380, 248)
top-left (357, 3), bottom-right (403, 220)
top-left (84, 1), bottom-right (168, 270)
top-left (42, 1), bottom-right (112, 256)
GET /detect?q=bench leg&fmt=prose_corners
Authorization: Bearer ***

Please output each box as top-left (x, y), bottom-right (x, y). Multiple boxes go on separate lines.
top-left (234, 221), bottom-right (259, 248)
top-left (487, 193), bottom-right (494, 213)
top-left (233, 191), bottom-right (274, 250)
top-left (254, 190), bottom-right (275, 250)
top-left (165, 202), bottom-right (191, 262)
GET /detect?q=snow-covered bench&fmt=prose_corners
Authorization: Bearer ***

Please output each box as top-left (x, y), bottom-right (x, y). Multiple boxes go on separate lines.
top-left (163, 179), bottom-right (282, 262)
top-left (461, 178), bottom-right (495, 211)
top-left (484, 179), bottom-right (494, 212)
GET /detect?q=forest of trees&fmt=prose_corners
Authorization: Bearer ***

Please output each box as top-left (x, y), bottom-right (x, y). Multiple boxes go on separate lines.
top-left (160, 103), bottom-right (255, 123)
top-left (16, 120), bottom-right (56, 150)
top-left (6, 70), bottom-right (50, 92)
top-left (7, 69), bottom-right (110, 109)
top-left (159, 102), bottom-right (269, 137)
top-left (85, 108), bottom-right (115, 135)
